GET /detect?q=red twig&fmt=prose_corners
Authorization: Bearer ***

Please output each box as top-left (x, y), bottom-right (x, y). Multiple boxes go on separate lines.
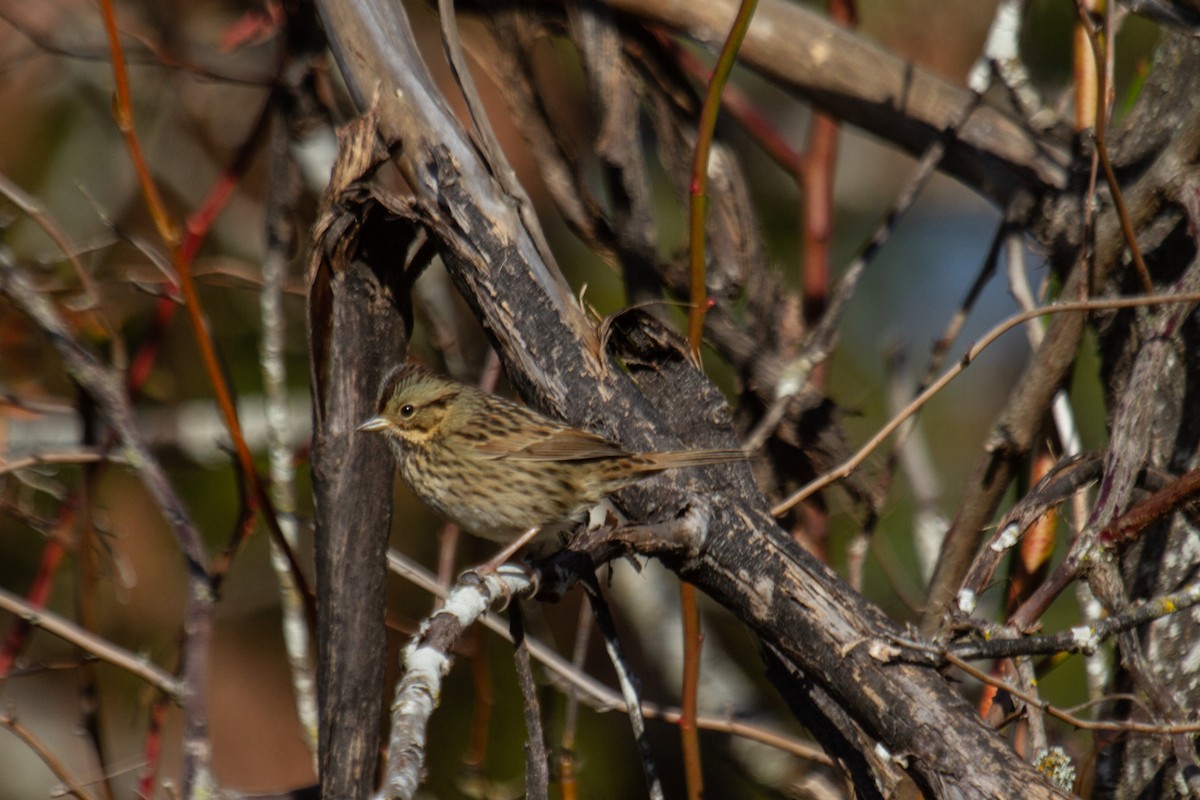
top-left (0, 503), bottom-right (74, 677)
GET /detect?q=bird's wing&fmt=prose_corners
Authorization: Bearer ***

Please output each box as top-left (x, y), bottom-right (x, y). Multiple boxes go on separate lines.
top-left (473, 422), bottom-right (630, 462)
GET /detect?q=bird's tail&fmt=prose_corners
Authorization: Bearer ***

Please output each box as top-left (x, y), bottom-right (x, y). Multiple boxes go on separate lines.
top-left (636, 448), bottom-right (747, 472)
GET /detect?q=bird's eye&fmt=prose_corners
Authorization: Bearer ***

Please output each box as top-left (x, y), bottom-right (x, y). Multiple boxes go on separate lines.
top-left (399, 404), bottom-right (416, 419)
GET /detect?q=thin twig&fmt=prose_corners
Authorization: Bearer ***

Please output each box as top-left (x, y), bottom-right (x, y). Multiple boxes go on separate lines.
top-left (686, 0), bottom-right (758, 361)
top-left (0, 712), bottom-right (98, 800)
top-left (0, 170), bottom-right (125, 368)
top-left (583, 574), bottom-right (665, 800)
top-left (509, 603), bottom-right (549, 800)
top-left (0, 450), bottom-right (126, 476)
top-left (0, 587), bottom-right (183, 699)
top-left (953, 578), bottom-right (1200, 660)
top-left (940, 649), bottom-right (1200, 735)
top-left (261, 120), bottom-right (318, 757)
top-left (772, 290), bottom-right (1200, 515)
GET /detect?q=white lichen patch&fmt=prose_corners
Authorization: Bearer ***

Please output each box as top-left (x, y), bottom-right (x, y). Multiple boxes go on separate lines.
top-left (957, 588), bottom-right (977, 615)
top-left (1070, 625), bottom-right (1099, 655)
top-left (990, 523), bottom-right (1020, 552)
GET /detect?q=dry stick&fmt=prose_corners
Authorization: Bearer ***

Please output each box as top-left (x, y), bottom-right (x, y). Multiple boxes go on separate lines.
top-left (1012, 653), bottom-right (1048, 757)
top-left (582, 574), bottom-right (665, 800)
top-left (0, 587), bottom-right (183, 699)
top-left (953, 578), bottom-right (1200, 661)
top-left (436, 0), bottom-right (559, 277)
top-left (0, 450), bottom-right (125, 476)
top-left (772, 290), bottom-right (1200, 517)
top-left (957, 454), bottom-right (1103, 613)
top-left (0, 255), bottom-right (215, 796)
top-left (559, 598), bottom-right (593, 800)
top-left (0, 712), bottom-right (97, 800)
top-left (509, 603), bottom-right (550, 800)
top-left (260, 127), bottom-right (318, 758)
top-left (1100, 466), bottom-right (1200, 545)
top-left (386, 551), bottom-right (831, 765)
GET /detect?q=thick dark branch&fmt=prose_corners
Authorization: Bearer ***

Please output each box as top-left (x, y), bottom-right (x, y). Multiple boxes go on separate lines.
top-left (520, 0), bottom-right (1074, 210)
top-left (308, 112), bottom-right (413, 800)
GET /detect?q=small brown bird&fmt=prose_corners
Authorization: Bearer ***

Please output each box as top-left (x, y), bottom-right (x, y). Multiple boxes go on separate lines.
top-left (359, 363), bottom-right (745, 543)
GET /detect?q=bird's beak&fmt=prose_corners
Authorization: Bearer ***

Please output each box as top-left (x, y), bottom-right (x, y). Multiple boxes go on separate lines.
top-left (357, 416), bottom-right (390, 433)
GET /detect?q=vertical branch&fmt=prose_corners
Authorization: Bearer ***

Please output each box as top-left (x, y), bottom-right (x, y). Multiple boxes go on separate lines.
top-left (308, 109), bottom-right (413, 800)
top-left (584, 576), bottom-right (664, 800)
top-left (509, 603), bottom-right (549, 800)
top-left (794, 0), bottom-right (855, 558)
top-left (800, 0), bottom-right (856, 328)
top-left (680, 7), bottom-right (756, 795)
top-left (258, 0), bottom-right (329, 759)
top-left (262, 130), bottom-right (319, 756)
top-left (686, 0), bottom-right (758, 360)
top-left (677, 581), bottom-right (704, 798)
top-left (312, 252), bottom-right (405, 800)
top-left (98, 0), bottom-right (312, 608)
